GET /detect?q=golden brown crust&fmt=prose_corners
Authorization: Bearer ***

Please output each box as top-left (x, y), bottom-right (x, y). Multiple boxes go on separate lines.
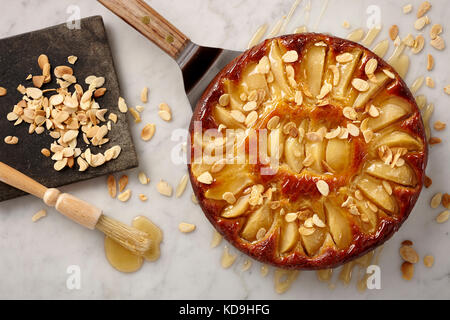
top-left (188, 33), bottom-right (428, 270)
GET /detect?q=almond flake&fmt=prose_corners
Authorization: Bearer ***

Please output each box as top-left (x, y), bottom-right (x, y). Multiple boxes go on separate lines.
top-left (328, 65), bottom-right (340, 86)
top-left (230, 110), bottom-right (245, 123)
top-left (431, 192), bottom-right (442, 208)
top-left (342, 106), bottom-right (357, 120)
top-left (430, 36), bottom-right (445, 50)
top-left (178, 222), bottom-right (196, 233)
top-left (257, 56), bottom-right (270, 74)
top-left (368, 104), bottom-right (380, 117)
top-left (298, 225), bottom-right (315, 236)
top-left (4, 136), bottom-right (18, 145)
top-left (312, 214), bottom-right (326, 227)
top-left (267, 116), bottom-right (280, 129)
top-left (417, 1), bottom-right (431, 18)
top-left (31, 209), bottom-right (47, 222)
top-left (140, 87), bottom-right (148, 103)
top-left (336, 53), bottom-right (353, 63)
top-left (436, 210), bottom-right (449, 223)
top-left (316, 180), bottom-right (329, 196)
top-left (176, 174), bottom-right (188, 198)
top-left (118, 97), bottom-right (128, 113)
top-left (222, 192), bottom-right (236, 204)
top-left (294, 90), bottom-right (303, 105)
top-left (117, 189), bottom-right (131, 202)
top-left (389, 25), bottom-right (399, 41)
top-left (285, 212), bottom-right (298, 223)
top-left (317, 83), bottom-right (332, 99)
top-left (403, 4), bottom-right (413, 14)
top-left (383, 69), bottom-right (395, 79)
top-left (401, 262), bottom-right (414, 280)
top-left (414, 16), bottom-right (430, 30)
top-left (423, 255), bottom-right (434, 268)
top-left (118, 175), bottom-right (128, 192)
top-left (400, 245), bottom-right (419, 264)
top-left (365, 58), bottom-right (378, 76)
top-left (243, 101), bottom-right (257, 111)
top-left (138, 172), bottom-right (150, 185)
top-left (425, 77), bottom-right (435, 88)
top-left (158, 110), bottom-right (172, 121)
top-left (141, 123), bottom-right (156, 141)
top-left (197, 171), bottom-right (213, 184)
top-left (352, 78), bottom-right (370, 92)
top-left (347, 123), bottom-right (360, 136)
top-left (282, 50), bottom-right (298, 63)
top-left (157, 180), bottom-right (173, 197)
top-left (430, 24), bottom-right (442, 40)
top-left (219, 93), bottom-right (230, 106)
top-left (427, 54), bottom-right (434, 71)
top-left (412, 35), bottom-right (425, 54)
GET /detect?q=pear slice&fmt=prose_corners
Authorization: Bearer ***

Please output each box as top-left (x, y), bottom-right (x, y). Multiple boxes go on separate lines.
top-left (318, 231), bottom-right (338, 254)
top-left (304, 45), bottom-right (326, 96)
top-left (325, 138), bottom-right (351, 172)
top-left (241, 203), bottom-right (273, 241)
top-left (222, 194), bottom-right (250, 218)
top-left (279, 221), bottom-right (299, 253)
top-left (268, 128), bottom-right (285, 160)
top-left (372, 131), bottom-right (422, 152)
top-left (365, 161), bottom-right (416, 186)
top-left (301, 200), bottom-right (327, 256)
top-left (366, 103), bottom-right (408, 132)
top-left (268, 40), bottom-right (292, 97)
top-left (324, 200), bottom-right (352, 249)
top-left (204, 164), bottom-right (253, 200)
top-left (354, 199), bottom-right (378, 234)
top-left (352, 72), bottom-right (389, 109)
top-left (240, 63), bottom-right (269, 96)
top-left (284, 136), bottom-right (304, 173)
top-left (223, 79), bottom-right (244, 110)
top-left (212, 106), bottom-right (245, 129)
top-left (305, 139), bottom-right (325, 172)
top-left (356, 175), bottom-right (396, 213)
top-left (334, 49), bottom-right (362, 97)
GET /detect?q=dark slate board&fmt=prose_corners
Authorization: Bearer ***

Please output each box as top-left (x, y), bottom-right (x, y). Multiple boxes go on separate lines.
top-left (0, 16), bottom-right (138, 202)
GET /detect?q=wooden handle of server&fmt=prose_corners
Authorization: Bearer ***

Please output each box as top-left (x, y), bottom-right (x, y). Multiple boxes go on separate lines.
top-left (0, 161), bottom-right (102, 229)
top-left (98, 0), bottom-right (189, 59)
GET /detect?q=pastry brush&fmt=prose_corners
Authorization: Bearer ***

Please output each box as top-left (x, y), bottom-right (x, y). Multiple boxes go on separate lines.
top-left (0, 161), bottom-right (151, 255)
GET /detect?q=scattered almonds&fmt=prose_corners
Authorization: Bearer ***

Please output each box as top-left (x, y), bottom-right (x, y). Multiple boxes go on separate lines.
top-left (403, 4), bottom-right (413, 14)
top-left (282, 50), bottom-right (298, 63)
top-left (430, 192), bottom-right (442, 208)
top-left (179, 222), bottom-right (196, 233)
top-left (197, 171), bottom-right (213, 184)
top-left (430, 36), bottom-right (445, 50)
top-left (389, 25), bottom-right (399, 41)
top-left (67, 55), bottom-right (78, 64)
top-left (427, 54), bottom-right (434, 71)
top-left (316, 180), bottom-right (329, 196)
top-left (351, 78), bottom-right (369, 92)
top-left (414, 16), bottom-right (430, 31)
top-left (433, 121), bottom-right (446, 131)
top-left (118, 97), bottom-right (128, 113)
top-left (118, 175), bottom-right (128, 192)
top-left (222, 192), bottom-right (236, 204)
top-left (138, 172), bottom-right (150, 185)
top-left (430, 24), bottom-right (442, 40)
top-left (140, 87), bottom-right (148, 103)
top-left (425, 77), bottom-right (435, 88)
top-left (336, 53), bottom-right (353, 63)
top-left (417, 1), bottom-right (431, 18)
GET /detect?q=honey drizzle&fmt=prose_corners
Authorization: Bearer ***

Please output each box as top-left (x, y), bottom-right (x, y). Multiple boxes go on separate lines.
top-left (261, 264), bottom-right (270, 277)
top-left (313, 0), bottom-right (329, 31)
top-left (280, 0), bottom-right (303, 34)
top-left (210, 230), bottom-right (223, 248)
top-left (294, 25), bottom-right (308, 34)
top-left (104, 216), bottom-right (163, 273)
top-left (247, 24), bottom-right (268, 49)
top-left (372, 39), bottom-right (389, 58)
top-left (221, 246), bottom-right (237, 269)
top-left (361, 26), bottom-right (381, 47)
top-left (241, 259), bottom-right (252, 272)
top-left (316, 268), bottom-right (333, 282)
top-left (274, 268), bottom-right (300, 294)
top-left (347, 28), bottom-right (365, 42)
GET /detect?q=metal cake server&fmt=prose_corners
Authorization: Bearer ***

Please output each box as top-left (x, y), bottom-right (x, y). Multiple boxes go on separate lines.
top-left (98, 0), bottom-right (242, 109)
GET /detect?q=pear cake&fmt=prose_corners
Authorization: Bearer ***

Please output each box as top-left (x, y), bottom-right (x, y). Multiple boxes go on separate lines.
top-left (188, 33), bottom-right (427, 269)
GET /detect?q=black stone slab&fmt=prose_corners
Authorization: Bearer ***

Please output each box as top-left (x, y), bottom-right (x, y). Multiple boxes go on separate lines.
top-left (0, 16), bottom-right (138, 202)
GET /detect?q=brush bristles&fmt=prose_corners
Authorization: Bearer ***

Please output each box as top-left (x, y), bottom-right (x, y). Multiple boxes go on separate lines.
top-left (95, 215), bottom-right (151, 255)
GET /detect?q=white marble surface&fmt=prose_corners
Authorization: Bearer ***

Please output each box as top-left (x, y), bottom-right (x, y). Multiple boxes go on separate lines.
top-left (0, 0), bottom-right (449, 299)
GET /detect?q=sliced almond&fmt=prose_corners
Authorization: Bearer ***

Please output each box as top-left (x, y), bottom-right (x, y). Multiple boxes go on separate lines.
top-left (176, 174), bottom-right (188, 198)
top-left (430, 24), bottom-right (442, 40)
top-left (138, 172), bottom-right (150, 185)
top-left (178, 222), bottom-right (196, 233)
top-left (414, 16), bottom-right (430, 30)
top-left (400, 245), bottom-right (419, 264)
top-left (282, 50), bottom-right (298, 63)
top-left (157, 180), bottom-right (173, 197)
top-left (118, 175), bottom-right (128, 192)
top-left (141, 123), bottom-right (156, 141)
top-left (401, 262), bottom-right (414, 280)
top-left (417, 1), bottom-right (431, 18)
top-left (436, 210), bottom-right (449, 224)
top-left (32, 209), bottom-right (47, 222)
top-left (382, 68), bottom-right (396, 79)
top-left (67, 55), bottom-right (78, 64)
top-left (54, 65), bottom-right (73, 78)
top-left (222, 192), bottom-right (236, 204)
top-left (389, 25), bottom-right (399, 41)
top-left (316, 180), bottom-right (329, 196)
top-left (425, 77), bottom-right (435, 88)
top-left (197, 171), bottom-right (213, 184)
top-left (403, 4), bottom-right (413, 14)
top-left (342, 106), bottom-right (357, 120)
top-left (352, 78), bottom-right (370, 92)
top-left (430, 36), bottom-right (445, 50)
top-left (158, 110), bottom-right (172, 121)
top-left (336, 52), bottom-right (353, 63)
top-left (267, 116), bottom-right (280, 129)
top-left (118, 97), bottom-right (128, 113)
top-left (433, 121), bottom-right (446, 131)
top-left (412, 35), bottom-right (425, 54)
top-left (4, 136), bottom-right (18, 145)
top-left (219, 93), bottom-right (230, 107)
top-left (54, 158), bottom-right (68, 171)
top-left (430, 192), bottom-right (442, 208)
top-left (427, 54), bottom-right (434, 71)
top-left (117, 189), bottom-right (131, 202)
top-left (139, 194), bottom-right (148, 202)
top-left (107, 175), bottom-right (117, 198)
top-left (423, 255), bottom-right (434, 268)
top-left (140, 87), bottom-right (148, 103)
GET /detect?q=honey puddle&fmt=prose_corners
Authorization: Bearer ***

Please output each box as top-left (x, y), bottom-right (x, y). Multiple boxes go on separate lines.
top-left (104, 216), bottom-right (163, 273)
top-left (274, 269), bottom-right (300, 294)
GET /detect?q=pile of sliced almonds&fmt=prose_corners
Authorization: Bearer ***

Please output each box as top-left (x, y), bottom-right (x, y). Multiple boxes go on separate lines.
top-left (5, 54), bottom-right (122, 171)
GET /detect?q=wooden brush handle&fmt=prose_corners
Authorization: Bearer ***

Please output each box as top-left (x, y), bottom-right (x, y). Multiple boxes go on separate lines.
top-left (0, 161), bottom-right (102, 229)
top-left (98, 0), bottom-right (189, 59)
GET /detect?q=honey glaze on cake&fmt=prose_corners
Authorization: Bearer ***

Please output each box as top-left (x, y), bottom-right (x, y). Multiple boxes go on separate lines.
top-left (189, 33), bottom-right (427, 270)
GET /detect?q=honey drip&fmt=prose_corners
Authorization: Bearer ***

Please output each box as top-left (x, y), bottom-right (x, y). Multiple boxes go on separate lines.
top-left (372, 39), bottom-right (389, 58)
top-left (210, 230), bottom-right (223, 248)
top-left (260, 264), bottom-right (269, 277)
top-left (247, 24), bottom-right (268, 49)
top-left (241, 259), bottom-right (252, 272)
top-left (104, 216), bottom-right (163, 273)
top-left (347, 28), bottom-right (365, 42)
top-left (221, 246), bottom-right (237, 269)
top-left (274, 269), bottom-right (300, 294)
top-left (361, 27), bottom-right (381, 47)
top-left (316, 268), bottom-right (333, 282)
